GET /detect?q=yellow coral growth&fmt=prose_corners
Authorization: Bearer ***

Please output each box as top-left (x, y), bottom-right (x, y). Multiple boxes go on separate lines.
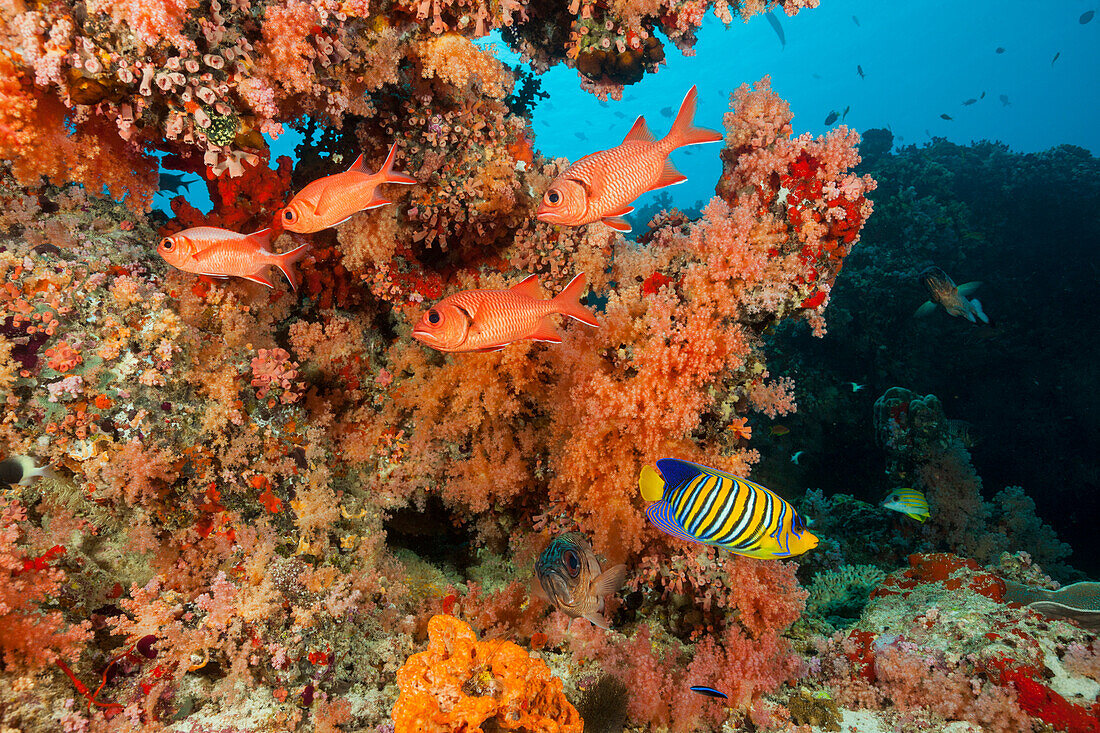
top-left (418, 34), bottom-right (511, 99)
top-left (392, 614), bottom-right (582, 733)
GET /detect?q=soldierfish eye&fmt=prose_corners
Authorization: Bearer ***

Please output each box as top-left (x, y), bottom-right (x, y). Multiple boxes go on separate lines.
top-left (160, 238), bottom-right (174, 251)
top-left (427, 309), bottom-right (441, 325)
top-left (283, 209), bottom-right (296, 222)
top-left (564, 549), bottom-right (581, 577)
top-left (547, 190), bottom-right (561, 204)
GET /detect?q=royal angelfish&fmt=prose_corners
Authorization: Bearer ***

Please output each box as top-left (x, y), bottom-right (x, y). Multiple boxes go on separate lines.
top-left (882, 488), bottom-right (931, 523)
top-left (532, 533), bottom-right (627, 630)
top-left (915, 266), bottom-right (990, 324)
top-left (638, 458), bottom-right (818, 559)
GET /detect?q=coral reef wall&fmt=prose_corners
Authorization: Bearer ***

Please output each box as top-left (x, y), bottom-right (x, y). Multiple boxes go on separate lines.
top-left (0, 2), bottom-right (892, 731)
top-left (762, 135), bottom-right (1100, 576)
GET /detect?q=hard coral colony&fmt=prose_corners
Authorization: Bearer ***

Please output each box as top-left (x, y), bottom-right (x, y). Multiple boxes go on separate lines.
top-left (0, 1), bottom-right (1095, 733)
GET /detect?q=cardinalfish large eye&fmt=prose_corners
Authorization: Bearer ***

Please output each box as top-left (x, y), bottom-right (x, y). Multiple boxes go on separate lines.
top-left (426, 309), bottom-right (441, 325)
top-left (160, 237), bottom-right (174, 251)
top-left (563, 549), bottom-right (581, 577)
top-left (546, 189), bottom-right (561, 205)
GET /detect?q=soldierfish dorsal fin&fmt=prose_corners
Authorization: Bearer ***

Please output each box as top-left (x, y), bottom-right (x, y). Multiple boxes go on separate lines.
top-left (248, 227), bottom-right (273, 248)
top-left (623, 116), bottom-right (656, 144)
top-left (509, 274), bottom-right (542, 299)
top-left (346, 152), bottom-right (373, 175)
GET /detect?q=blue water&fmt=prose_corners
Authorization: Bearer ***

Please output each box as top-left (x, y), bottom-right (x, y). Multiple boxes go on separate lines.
top-left (164, 0), bottom-right (1100, 216)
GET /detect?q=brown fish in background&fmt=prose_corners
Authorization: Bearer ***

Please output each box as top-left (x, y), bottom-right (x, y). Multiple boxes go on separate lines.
top-left (915, 266), bottom-right (990, 324)
top-left (532, 532), bottom-right (627, 629)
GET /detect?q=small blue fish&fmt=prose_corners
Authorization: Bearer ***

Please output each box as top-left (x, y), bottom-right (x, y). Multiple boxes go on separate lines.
top-left (824, 110), bottom-right (839, 126)
top-left (790, 450), bottom-right (805, 465)
top-left (638, 458), bottom-right (818, 559)
top-left (690, 686), bottom-right (728, 699)
top-left (882, 488), bottom-right (931, 523)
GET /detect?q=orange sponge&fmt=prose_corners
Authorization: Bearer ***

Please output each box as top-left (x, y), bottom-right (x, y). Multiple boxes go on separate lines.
top-left (392, 614), bottom-right (582, 732)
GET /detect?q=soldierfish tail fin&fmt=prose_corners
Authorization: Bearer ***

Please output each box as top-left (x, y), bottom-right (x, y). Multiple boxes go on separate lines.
top-left (664, 85), bottom-right (723, 150)
top-left (970, 298), bottom-right (990, 324)
top-left (378, 142), bottom-right (418, 185)
top-left (552, 273), bottom-right (599, 327)
top-left (270, 241), bottom-right (310, 292)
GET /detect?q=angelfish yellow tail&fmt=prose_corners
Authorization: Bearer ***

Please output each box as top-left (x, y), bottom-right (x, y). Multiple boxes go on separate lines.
top-left (639, 464), bottom-right (666, 502)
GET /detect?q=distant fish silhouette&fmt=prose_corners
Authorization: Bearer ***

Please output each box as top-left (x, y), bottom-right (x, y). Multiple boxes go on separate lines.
top-left (940, 113), bottom-right (953, 120)
top-left (613, 111), bottom-right (627, 119)
top-left (598, 100), bottom-right (609, 108)
top-left (659, 106), bottom-right (673, 118)
top-left (812, 73), bottom-right (823, 80)
top-left (1080, 10), bottom-right (1094, 24)
top-left (980, 91), bottom-right (987, 99)
top-left (842, 105), bottom-right (850, 120)
top-left (824, 110), bottom-right (839, 125)
top-left (574, 132), bottom-right (587, 140)
top-left (962, 98), bottom-right (978, 106)
top-left (1051, 52), bottom-right (1060, 65)
top-left (999, 94), bottom-right (1011, 106)
top-left (857, 64), bottom-right (865, 79)
top-left (765, 11), bottom-right (786, 48)
top-left (995, 47), bottom-right (1005, 54)
top-left (158, 172), bottom-right (194, 196)
top-left (623, 94), bottom-right (638, 103)
top-left (852, 15), bottom-right (860, 27)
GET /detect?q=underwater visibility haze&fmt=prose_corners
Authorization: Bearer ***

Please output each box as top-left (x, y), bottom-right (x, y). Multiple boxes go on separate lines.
top-left (1, 1), bottom-right (1099, 731)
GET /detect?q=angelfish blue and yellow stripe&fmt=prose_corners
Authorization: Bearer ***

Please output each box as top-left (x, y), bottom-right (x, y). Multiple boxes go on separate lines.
top-left (638, 458), bottom-right (818, 559)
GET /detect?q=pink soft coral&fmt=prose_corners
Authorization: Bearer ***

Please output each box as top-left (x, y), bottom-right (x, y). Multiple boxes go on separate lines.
top-left (0, 504), bottom-right (91, 670)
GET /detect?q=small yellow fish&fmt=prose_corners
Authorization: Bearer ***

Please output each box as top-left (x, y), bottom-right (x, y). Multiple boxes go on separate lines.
top-left (882, 488), bottom-right (931, 522)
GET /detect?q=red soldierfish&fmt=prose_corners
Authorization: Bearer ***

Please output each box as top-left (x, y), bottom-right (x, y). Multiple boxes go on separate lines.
top-left (411, 273), bottom-right (598, 353)
top-left (157, 227), bottom-right (309, 290)
top-left (536, 85), bottom-right (722, 233)
top-left (277, 142), bottom-right (417, 234)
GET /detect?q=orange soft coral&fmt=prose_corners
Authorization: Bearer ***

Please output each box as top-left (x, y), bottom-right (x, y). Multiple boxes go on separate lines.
top-left (392, 614), bottom-right (582, 733)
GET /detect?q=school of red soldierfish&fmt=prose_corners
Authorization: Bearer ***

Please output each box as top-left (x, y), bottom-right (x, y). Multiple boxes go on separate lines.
top-left (158, 86), bottom-right (722, 353)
